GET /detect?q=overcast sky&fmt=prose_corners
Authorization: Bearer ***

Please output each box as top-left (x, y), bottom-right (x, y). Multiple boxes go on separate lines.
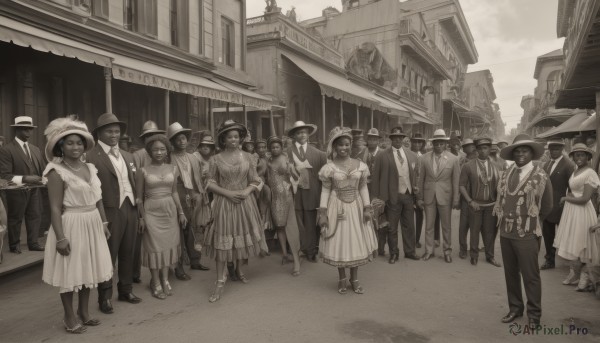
top-left (246, 0), bottom-right (564, 133)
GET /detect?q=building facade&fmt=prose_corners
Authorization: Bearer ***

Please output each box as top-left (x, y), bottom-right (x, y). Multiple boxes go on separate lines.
top-left (0, 0), bottom-right (271, 148)
top-left (461, 70), bottom-right (504, 139)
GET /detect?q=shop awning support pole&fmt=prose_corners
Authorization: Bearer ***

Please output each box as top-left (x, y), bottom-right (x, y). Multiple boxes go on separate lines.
top-left (269, 109), bottom-right (276, 136)
top-left (209, 99), bottom-right (215, 138)
top-left (205, 99), bottom-right (210, 130)
top-left (370, 107), bottom-right (374, 128)
top-left (322, 94), bottom-right (326, 144)
top-left (356, 104), bottom-right (359, 129)
top-left (595, 91), bottom-right (600, 170)
top-left (226, 103), bottom-right (230, 116)
top-left (103, 67), bottom-right (112, 113)
top-left (164, 90), bottom-right (170, 128)
top-left (340, 98), bottom-right (344, 127)
top-left (243, 105), bottom-right (247, 126)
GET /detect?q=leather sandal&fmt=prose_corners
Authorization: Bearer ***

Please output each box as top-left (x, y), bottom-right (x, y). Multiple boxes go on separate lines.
top-left (350, 280), bottom-right (364, 294)
top-left (209, 279), bottom-right (226, 303)
top-left (236, 272), bottom-right (249, 284)
top-left (76, 309), bottom-right (100, 326)
top-left (63, 320), bottom-right (87, 334)
top-left (150, 280), bottom-right (167, 300)
top-left (161, 279), bottom-right (173, 296)
top-left (338, 278), bottom-right (348, 295)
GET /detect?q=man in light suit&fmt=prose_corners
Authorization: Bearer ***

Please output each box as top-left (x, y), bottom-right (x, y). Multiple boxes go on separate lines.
top-left (286, 121), bottom-right (327, 262)
top-left (417, 129), bottom-right (460, 263)
top-left (86, 113), bottom-right (141, 314)
top-left (372, 127), bottom-right (421, 263)
top-left (0, 116), bottom-right (46, 253)
top-left (540, 138), bottom-right (575, 270)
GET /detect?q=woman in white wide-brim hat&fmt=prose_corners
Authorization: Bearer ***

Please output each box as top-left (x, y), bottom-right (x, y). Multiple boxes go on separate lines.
top-left (42, 117), bottom-right (113, 334)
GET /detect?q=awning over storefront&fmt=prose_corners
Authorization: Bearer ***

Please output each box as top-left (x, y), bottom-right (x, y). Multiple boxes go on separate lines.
top-left (399, 101), bottom-right (434, 125)
top-left (579, 112), bottom-right (596, 132)
top-left (282, 52), bottom-right (378, 108)
top-left (371, 94), bottom-right (411, 118)
top-left (112, 56), bottom-right (245, 104)
top-left (0, 18), bottom-right (111, 67)
top-left (212, 79), bottom-right (272, 110)
top-left (537, 112), bottom-right (591, 138)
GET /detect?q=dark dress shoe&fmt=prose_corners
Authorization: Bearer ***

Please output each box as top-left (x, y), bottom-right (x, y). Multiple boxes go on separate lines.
top-left (175, 272), bottom-right (192, 281)
top-left (9, 246), bottom-right (22, 254)
top-left (99, 300), bottom-right (113, 314)
top-left (528, 318), bottom-right (540, 327)
top-left (470, 257), bottom-right (478, 265)
top-left (459, 251), bottom-right (467, 259)
top-left (133, 277), bottom-right (142, 284)
top-left (486, 258), bottom-right (502, 267)
top-left (388, 254), bottom-right (398, 264)
top-left (444, 254), bottom-right (452, 263)
top-left (118, 293), bottom-right (142, 304)
top-left (501, 312), bottom-right (522, 323)
top-left (28, 244), bottom-right (45, 251)
top-left (190, 263), bottom-right (210, 271)
top-left (404, 254), bottom-right (420, 261)
top-left (540, 261), bottom-right (555, 270)
top-left (307, 255), bottom-right (318, 263)
top-left (422, 253), bottom-right (433, 261)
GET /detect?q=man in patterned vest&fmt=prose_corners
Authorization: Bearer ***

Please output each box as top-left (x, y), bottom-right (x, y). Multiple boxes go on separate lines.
top-left (459, 137), bottom-right (501, 267)
top-left (494, 134), bottom-right (552, 328)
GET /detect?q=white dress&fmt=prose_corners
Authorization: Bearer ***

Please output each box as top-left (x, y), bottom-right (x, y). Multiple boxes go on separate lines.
top-left (318, 161), bottom-right (378, 267)
top-left (42, 162), bottom-right (113, 293)
top-left (554, 167), bottom-right (599, 261)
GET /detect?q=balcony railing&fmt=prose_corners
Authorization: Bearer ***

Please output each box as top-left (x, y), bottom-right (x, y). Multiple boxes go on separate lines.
top-left (398, 18), bottom-right (452, 70)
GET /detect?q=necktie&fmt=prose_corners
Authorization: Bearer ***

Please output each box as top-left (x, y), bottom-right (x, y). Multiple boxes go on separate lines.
top-left (508, 168), bottom-right (521, 190)
top-left (23, 143), bottom-right (32, 161)
top-left (479, 159), bottom-right (488, 180)
top-left (299, 145), bottom-right (305, 160)
top-left (434, 155), bottom-right (441, 174)
top-left (547, 159), bottom-right (555, 174)
top-left (396, 149), bottom-right (404, 165)
top-left (110, 146), bottom-right (120, 159)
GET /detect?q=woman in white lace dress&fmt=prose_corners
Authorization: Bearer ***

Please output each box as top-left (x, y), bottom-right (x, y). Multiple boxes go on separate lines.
top-left (42, 118), bottom-right (112, 334)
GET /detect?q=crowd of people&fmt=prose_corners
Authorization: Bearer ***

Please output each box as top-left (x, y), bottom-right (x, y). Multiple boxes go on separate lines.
top-left (0, 113), bottom-right (599, 334)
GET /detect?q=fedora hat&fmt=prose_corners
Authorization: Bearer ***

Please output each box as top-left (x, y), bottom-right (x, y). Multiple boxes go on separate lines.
top-left (474, 137), bottom-right (492, 147)
top-left (286, 121), bottom-right (317, 137)
top-left (569, 143), bottom-right (594, 159)
top-left (167, 122), bottom-right (192, 141)
top-left (366, 128), bottom-right (381, 138)
top-left (546, 137), bottom-right (565, 146)
top-left (411, 132), bottom-right (426, 141)
top-left (499, 133), bottom-right (545, 161)
top-left (139, 120), bottom-right (165, 138)
top-left (461, 138), bottom-right (475, 147)
top-left (389, 126), bottom-right (406, 138)
top-left (198, 135), bottom-right (215, 146)
top-left (429, 129), bottom-right (450, 141)
top-left (93, 113), bottom-right (126, 135)
top-left (11, 116), bottom-right (37, 128)
top-left (44, 117), bottom-right (95, 162)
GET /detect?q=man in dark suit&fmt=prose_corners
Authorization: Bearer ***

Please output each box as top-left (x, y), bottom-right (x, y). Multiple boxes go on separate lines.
top-left (540, 138), bottom-right (575, 270)
top-left (86, 113), bottom-right (141, 314)
top-left (372, 127), bottom-right (421, 263)
top-left (286, 121), bottom-right (327, 262)
top-left (0, 116), bottom-right (46, 253)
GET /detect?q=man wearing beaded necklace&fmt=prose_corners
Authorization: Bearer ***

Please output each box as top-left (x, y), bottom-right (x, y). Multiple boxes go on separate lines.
top-left (459, 138), bottom-right (501, 267)
top-left (494, 134), bottom-right (552, 328)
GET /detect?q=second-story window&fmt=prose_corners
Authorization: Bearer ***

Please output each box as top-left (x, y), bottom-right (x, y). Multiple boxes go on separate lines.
top-left (221, 17), bottom-right (234, 67)
top-left (170, 0), bottom-right (189, 50)
top-left (92, 0), bottom-right (109, 19)
top-left (123, 0), bottom-right (157, 37)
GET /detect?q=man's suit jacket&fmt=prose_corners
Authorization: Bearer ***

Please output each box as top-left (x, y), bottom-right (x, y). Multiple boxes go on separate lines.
top-left (0, 139), bottom-right (46, 181)
top-left (371, 146), bottom-right (420, 205)
top-left (418, 151), bottom-right (460, 206)
top-left (173, 152), bottom-right (205, 194)
top-left (287, 143), bottom-right (327, 210)
top-left (543, 157), bottom-right (575, 223)
top-left (86, 144), bottom-right (137, 209)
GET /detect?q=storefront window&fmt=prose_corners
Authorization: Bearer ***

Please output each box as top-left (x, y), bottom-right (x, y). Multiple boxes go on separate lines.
top-left (221, 16), bottom-right (234, 67)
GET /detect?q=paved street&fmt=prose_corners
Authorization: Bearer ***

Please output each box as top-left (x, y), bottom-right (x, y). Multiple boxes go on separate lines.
top-left (0, 212), bottom-right (599, 343)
